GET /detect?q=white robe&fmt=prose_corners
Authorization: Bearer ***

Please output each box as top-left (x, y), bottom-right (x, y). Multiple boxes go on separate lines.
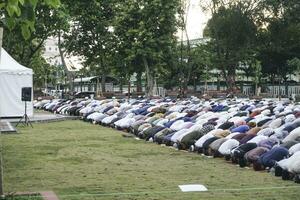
top-left (218, 139), bottom-right (240, 156)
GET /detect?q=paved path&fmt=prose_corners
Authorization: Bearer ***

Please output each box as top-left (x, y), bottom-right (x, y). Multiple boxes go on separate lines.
top-left (0, 121), bottom-right (16, 133)
top-left (1, 112), bottom-right (79, 132)
top-left (40, 191), bottom-right (60, 200)
top-left (12, 191), bottom-right (59, 200)
top-left (3, 112), bottom-right (79, 124)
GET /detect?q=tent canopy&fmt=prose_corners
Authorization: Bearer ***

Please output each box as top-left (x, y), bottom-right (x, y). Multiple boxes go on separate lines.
top-left (0, 48), bottom-right (33, 118)
top-left (0, 48), bottom-right (33, 74)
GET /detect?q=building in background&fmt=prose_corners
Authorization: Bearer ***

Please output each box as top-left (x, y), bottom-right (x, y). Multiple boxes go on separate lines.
top-left (43, 37), bottom-right (61, 66)
top-left (42, 37), bottom-right (84, 95)
top-left (43, 37), bottom-right (84, 71)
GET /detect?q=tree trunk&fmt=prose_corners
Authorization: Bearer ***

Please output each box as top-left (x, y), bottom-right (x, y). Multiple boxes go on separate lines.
top-left (284, 79), bottom-right (288, 98)
top-left (278, 76), bottom-right (282, 100)
top-left (143, 57), bottom-right (154, 98)
top-left (58, 31), bottom-right (74, 93)
top-left (136, 71), bottom-right (142, 93)
top-left (221, 68), bottom-right (227, 91)
top-left (193, 77), bottom-right (197, 92)
top-left (271, 74), bottom-right (275, 97)
top-left (128, 77), bottom-right (131, 99)
top-left (96, 78), bottom-right (99, 96)
top-left (225, 66), bottom-right (237, 93)
top-left (204, 65), bottom-right (209, 93)
top-left (101, 74), bottom-right (106, 93)
top-left (183, 68), bottom-right (191, 97)
top-left (182, 5), bottom-right (192, 98)
top-left (205, 78), bottom-right (208, 93)
top-left (255, 81), bottom-right (258, 96)
top-left (119, 76), bottom-right (123, 93)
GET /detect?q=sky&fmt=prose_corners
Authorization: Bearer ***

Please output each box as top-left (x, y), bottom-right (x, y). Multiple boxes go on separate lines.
top-left (176, 0), bottom-right (211, 40)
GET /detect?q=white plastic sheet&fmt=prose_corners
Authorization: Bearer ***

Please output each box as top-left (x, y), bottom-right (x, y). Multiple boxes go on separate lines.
top-left (178, 184), bottom-right (208, 192)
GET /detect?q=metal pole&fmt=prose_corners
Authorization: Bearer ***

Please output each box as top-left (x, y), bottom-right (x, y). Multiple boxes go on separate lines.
top-left (25, 102), bottom-right (27, 125)
top-left (0, 26), bottom-right (5, 198)
top-left (80, 75), bottom-right (82, 92)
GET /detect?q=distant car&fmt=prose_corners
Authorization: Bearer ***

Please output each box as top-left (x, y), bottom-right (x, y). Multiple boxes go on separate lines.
top-left (75, 91), bottom-right (95, 98)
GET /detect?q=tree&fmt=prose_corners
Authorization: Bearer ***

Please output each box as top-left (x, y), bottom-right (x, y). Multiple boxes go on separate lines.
top-left (204, 2), bottom-right (258, 92)
top-left (114, 0), bottom-right (180, 97)
top-left (161, 42), bottom-right (213, 95)
top-left (258, 0), bottom-right (300, 88)
top-left (177, 0), bottom-right (192, 96)
top-left (3, 3), bottom-right (67, 65)
top-left (113, 0), bottom-right (142, 96)
top-left (63, 0), bottom-right (116, 94)
top-left (30, 51), bottom-right (57, 89)
top-left (191, 44), bottom-right (214, 92)
top-left (0, 0), bottom-right (60, 39)
top-left (2, 3), bottom-right (70, 92)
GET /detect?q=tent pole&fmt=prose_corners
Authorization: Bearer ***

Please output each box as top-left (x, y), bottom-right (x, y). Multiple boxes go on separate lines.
top-left (0, 27), bottom-right (5, 199)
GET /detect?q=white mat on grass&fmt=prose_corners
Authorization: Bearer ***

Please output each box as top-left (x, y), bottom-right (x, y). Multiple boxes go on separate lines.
top-left (178, 184), bottom-right (208, 192)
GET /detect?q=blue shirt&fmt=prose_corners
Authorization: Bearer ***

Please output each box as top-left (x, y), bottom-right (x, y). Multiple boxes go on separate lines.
top-left (258, 147), bottom-right (289, 168)
top-left (231, 125), bottom-right (250, 133)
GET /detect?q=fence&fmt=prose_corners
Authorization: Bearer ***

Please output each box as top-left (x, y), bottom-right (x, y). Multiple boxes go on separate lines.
top-left (266, 85), bottom-right (300, 97)
top-left (74, 83), bottom-right (114, 93)
top-left (72, 83), bottom-right (300, 98)
top-left (186, 84), bottom-right (300, 97)
top-left (242, 85), bottom-right (300, 97)
top-left (157, 87), bottom-right (166, 97)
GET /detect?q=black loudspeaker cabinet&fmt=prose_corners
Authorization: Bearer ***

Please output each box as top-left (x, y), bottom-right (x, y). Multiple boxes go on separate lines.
top-left (22, 87), bottom-right (32, 101)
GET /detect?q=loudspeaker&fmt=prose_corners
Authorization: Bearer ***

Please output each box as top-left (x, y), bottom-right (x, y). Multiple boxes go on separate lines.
top-left (22, 87), bottom-right (32, 101)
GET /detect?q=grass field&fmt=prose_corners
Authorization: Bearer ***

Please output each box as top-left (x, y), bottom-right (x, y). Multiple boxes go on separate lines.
top-left (2, 120), bottom-right (300, 200)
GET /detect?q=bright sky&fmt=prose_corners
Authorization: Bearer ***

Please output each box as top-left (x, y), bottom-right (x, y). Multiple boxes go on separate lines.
top-left (177, 0), bottom-right (211, 40)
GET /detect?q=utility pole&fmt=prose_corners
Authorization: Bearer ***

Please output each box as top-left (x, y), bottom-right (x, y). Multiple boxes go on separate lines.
top-left (0, 26), bottom-right (5, 199)
top-left (80, 74), bottom-right (83, 92)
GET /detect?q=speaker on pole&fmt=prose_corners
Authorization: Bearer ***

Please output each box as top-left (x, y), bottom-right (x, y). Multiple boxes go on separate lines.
top-left (21, 87), bottom-right (32, 102)
top-left (17, 87), bottom-right (33, 127)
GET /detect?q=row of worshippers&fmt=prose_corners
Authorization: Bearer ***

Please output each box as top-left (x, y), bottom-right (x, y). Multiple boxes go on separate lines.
top-left (34, 97), bottom-right (300, 183)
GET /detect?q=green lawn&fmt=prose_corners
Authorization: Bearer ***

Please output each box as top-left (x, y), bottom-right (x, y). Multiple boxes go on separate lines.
top-left (2, 120), bottom-right (300, 200)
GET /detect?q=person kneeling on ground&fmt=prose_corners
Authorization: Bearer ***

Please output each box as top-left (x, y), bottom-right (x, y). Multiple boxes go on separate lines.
top-left (274, 151), bottom-right (300, 182)
top-left (179, 125), bottom-right (215, 150)
top-left (232, 143), bottom-right (258, 167)
top-left (254, 146), bottom-right (289, 171)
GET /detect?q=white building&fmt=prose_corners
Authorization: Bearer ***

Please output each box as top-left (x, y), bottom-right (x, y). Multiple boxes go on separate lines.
top-left (43, 37), bottom-right (62, 66)
top-left (43, 37), bottom-right (84, 71)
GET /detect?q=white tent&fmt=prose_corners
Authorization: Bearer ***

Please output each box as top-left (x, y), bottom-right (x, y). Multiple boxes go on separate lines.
top-left (0, 48), bottom-right (33, 118)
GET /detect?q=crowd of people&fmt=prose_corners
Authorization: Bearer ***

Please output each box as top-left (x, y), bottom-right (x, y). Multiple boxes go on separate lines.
top-left (34, 97), bottom-right (300, 183)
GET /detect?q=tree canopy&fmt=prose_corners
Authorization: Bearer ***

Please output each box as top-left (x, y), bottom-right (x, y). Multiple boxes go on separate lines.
top-left (0, 0), bottom-right (60, 39)
top-left (205, 1), bottom-right (258, 91)
top-left (2, 0), bottom-right (300, 96)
